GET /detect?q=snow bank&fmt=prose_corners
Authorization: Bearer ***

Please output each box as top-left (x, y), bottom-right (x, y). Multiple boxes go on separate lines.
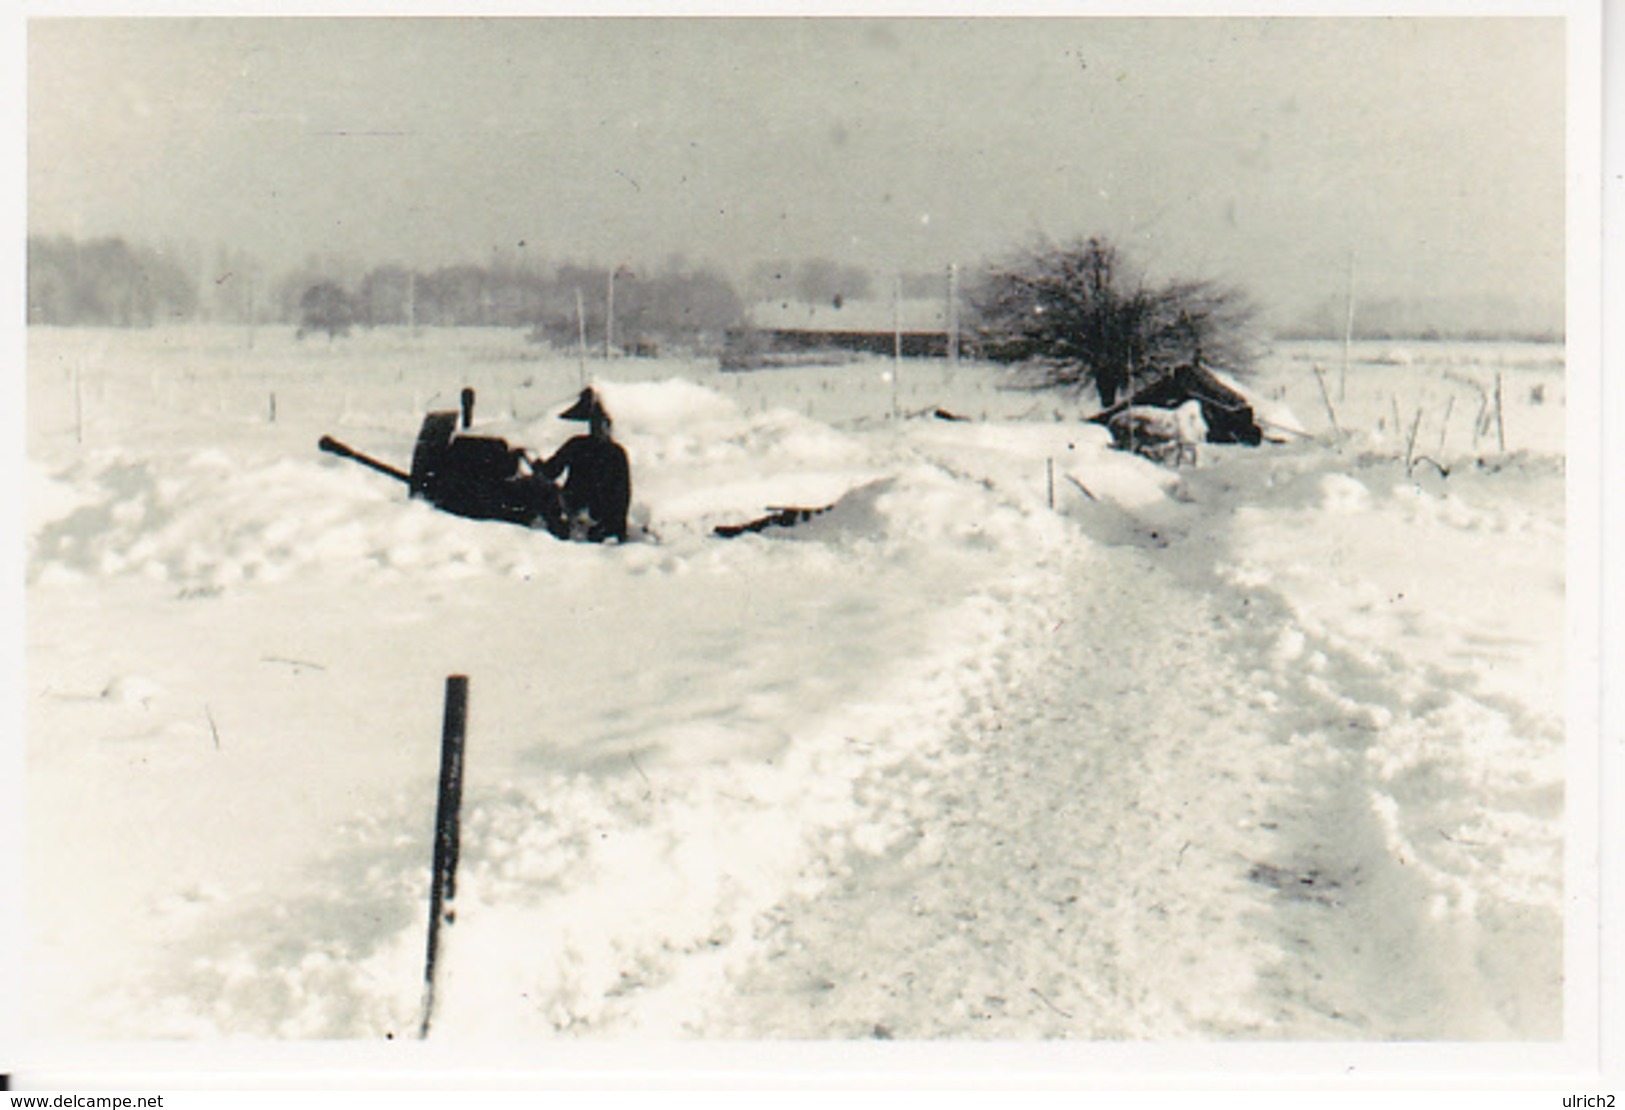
top-left (25, 338), bottom-right (1075, 1039)
top-left (22, 327), bottom-right (1567, 1046)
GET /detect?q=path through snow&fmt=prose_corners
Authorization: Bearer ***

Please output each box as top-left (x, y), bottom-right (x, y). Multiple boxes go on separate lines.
top-left (686, 455), bottom-right (1563, 1041)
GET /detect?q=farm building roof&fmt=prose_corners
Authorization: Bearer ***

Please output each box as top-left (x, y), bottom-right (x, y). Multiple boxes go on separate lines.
top-left (747, 297), bottom-right (951, 335)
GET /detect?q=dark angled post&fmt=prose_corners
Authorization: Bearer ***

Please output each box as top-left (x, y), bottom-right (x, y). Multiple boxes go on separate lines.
top-left (460, 388), bottom-right (475, 430)
top-left (419, 674), bottom-right (469, 1039)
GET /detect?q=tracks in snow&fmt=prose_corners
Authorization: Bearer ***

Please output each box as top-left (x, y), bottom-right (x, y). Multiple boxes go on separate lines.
top-left (690, 477), bottom-right (1561, 1040)
top-left (694, 542), bottom-right (1311, 1038)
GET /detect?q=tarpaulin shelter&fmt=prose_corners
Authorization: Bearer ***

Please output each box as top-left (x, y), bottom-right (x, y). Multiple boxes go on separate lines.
top-left (1088, 362), bottom-right (1265, 445)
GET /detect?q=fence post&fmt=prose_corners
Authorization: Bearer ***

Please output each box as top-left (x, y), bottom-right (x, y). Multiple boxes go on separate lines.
top-left (418, 674), bottom-right (470, 1039)
top-left (1312, 365), bottom-right (1343, 444)
top-left (575, 289), bottom-right (588, 387)
top-left (1340, 250), bottom-right (1356, 401)
top-left (74, 361), bottom-right (84, 446)
top-left (1494, 371), bottom-right (1507, 453)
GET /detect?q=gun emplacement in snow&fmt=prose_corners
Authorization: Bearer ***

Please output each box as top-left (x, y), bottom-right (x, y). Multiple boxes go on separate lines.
top-left (320, 385), bottom-right (840, 542)
top-left (319, 386), bottom-right (631, 541)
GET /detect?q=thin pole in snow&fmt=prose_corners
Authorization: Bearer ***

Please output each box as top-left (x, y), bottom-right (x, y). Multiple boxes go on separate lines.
top-left (575, 289), bottom-right (588, 388)
top-left (1340, 251), bottom-right (1356, 401)
top-left (1312, 365), bottom-right (1343, 444)
top-left (1404, 407), bottom-right (1423, 473)
top-left (946, 263), bottom-right (960, 373)
top-left (73, 361), bottom-right (84, 446)
top-left (1494, 371), bottom-right (1507, 453)
top-left (1047, 457), bottom-right (1055, 510)
top-left (419, 675), bottom-right (470, 1040)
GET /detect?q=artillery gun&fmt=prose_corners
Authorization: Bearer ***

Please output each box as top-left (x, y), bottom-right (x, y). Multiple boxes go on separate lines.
top-left (319, 388), bottom-right (566, 534)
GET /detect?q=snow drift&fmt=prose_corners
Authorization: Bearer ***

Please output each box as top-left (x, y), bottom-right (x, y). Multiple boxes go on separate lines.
top-left (22, 327), bottom-right (1567, 1047)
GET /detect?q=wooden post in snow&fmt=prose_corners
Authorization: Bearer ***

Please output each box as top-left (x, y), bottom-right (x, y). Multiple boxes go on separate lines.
top-left (605, 270), bottom-right (616, 360)
top-left (419, 675), bottom-right (470, 1040)
top-left (1494, 371), bottom-right (1507, 453)
top-left (1047, 457), bottom-right (1055, 510)
top-left (1340, 251), bottom-right (1356, 401)
top-left (946, 263), bottom-right (960, 372)
top-left (1437, 394), bottom-right (1455, 457)
top-left (575, 289), bottom-right (588, 388)
top-left (1312, 365), bottom-right (1343, 442)
top-left (1404, 407), bottom-right (1423, 473)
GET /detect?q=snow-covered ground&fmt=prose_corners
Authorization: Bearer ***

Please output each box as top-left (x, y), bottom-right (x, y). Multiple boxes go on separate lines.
top-left (19, 326), bottom-right (1570, 1053)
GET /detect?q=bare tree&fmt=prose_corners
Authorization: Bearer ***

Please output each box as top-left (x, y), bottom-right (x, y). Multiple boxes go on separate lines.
top-left (972, 237), bottom-right (1259, 406)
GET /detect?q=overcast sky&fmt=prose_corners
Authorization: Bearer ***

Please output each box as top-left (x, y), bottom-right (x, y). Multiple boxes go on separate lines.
top-left (28, 16), bottom-right (1566, 330)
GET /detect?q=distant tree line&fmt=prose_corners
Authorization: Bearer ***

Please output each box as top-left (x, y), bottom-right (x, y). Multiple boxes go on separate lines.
top-left (27, 235), bottom-right (751, 352)
top-left (28, 236), bottom-right (198, 327)
top-left (21, 233), bottom-right (1268, 393)
top-left (283, 261), bottom-right (747, 352)
top-left (27, 233), bottom-right (1558, 354)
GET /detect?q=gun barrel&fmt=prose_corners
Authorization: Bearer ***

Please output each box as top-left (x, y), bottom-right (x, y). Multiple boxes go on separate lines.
top-left (319, 435), bottom-right (411, 484)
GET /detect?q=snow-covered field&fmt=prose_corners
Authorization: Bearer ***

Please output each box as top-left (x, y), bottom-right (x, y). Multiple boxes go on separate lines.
top-left (20, 326), bottom-right (1570, 1054)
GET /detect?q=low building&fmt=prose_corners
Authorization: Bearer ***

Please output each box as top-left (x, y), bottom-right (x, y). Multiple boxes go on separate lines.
top-left (724, 297), bottom-right (971, 368)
